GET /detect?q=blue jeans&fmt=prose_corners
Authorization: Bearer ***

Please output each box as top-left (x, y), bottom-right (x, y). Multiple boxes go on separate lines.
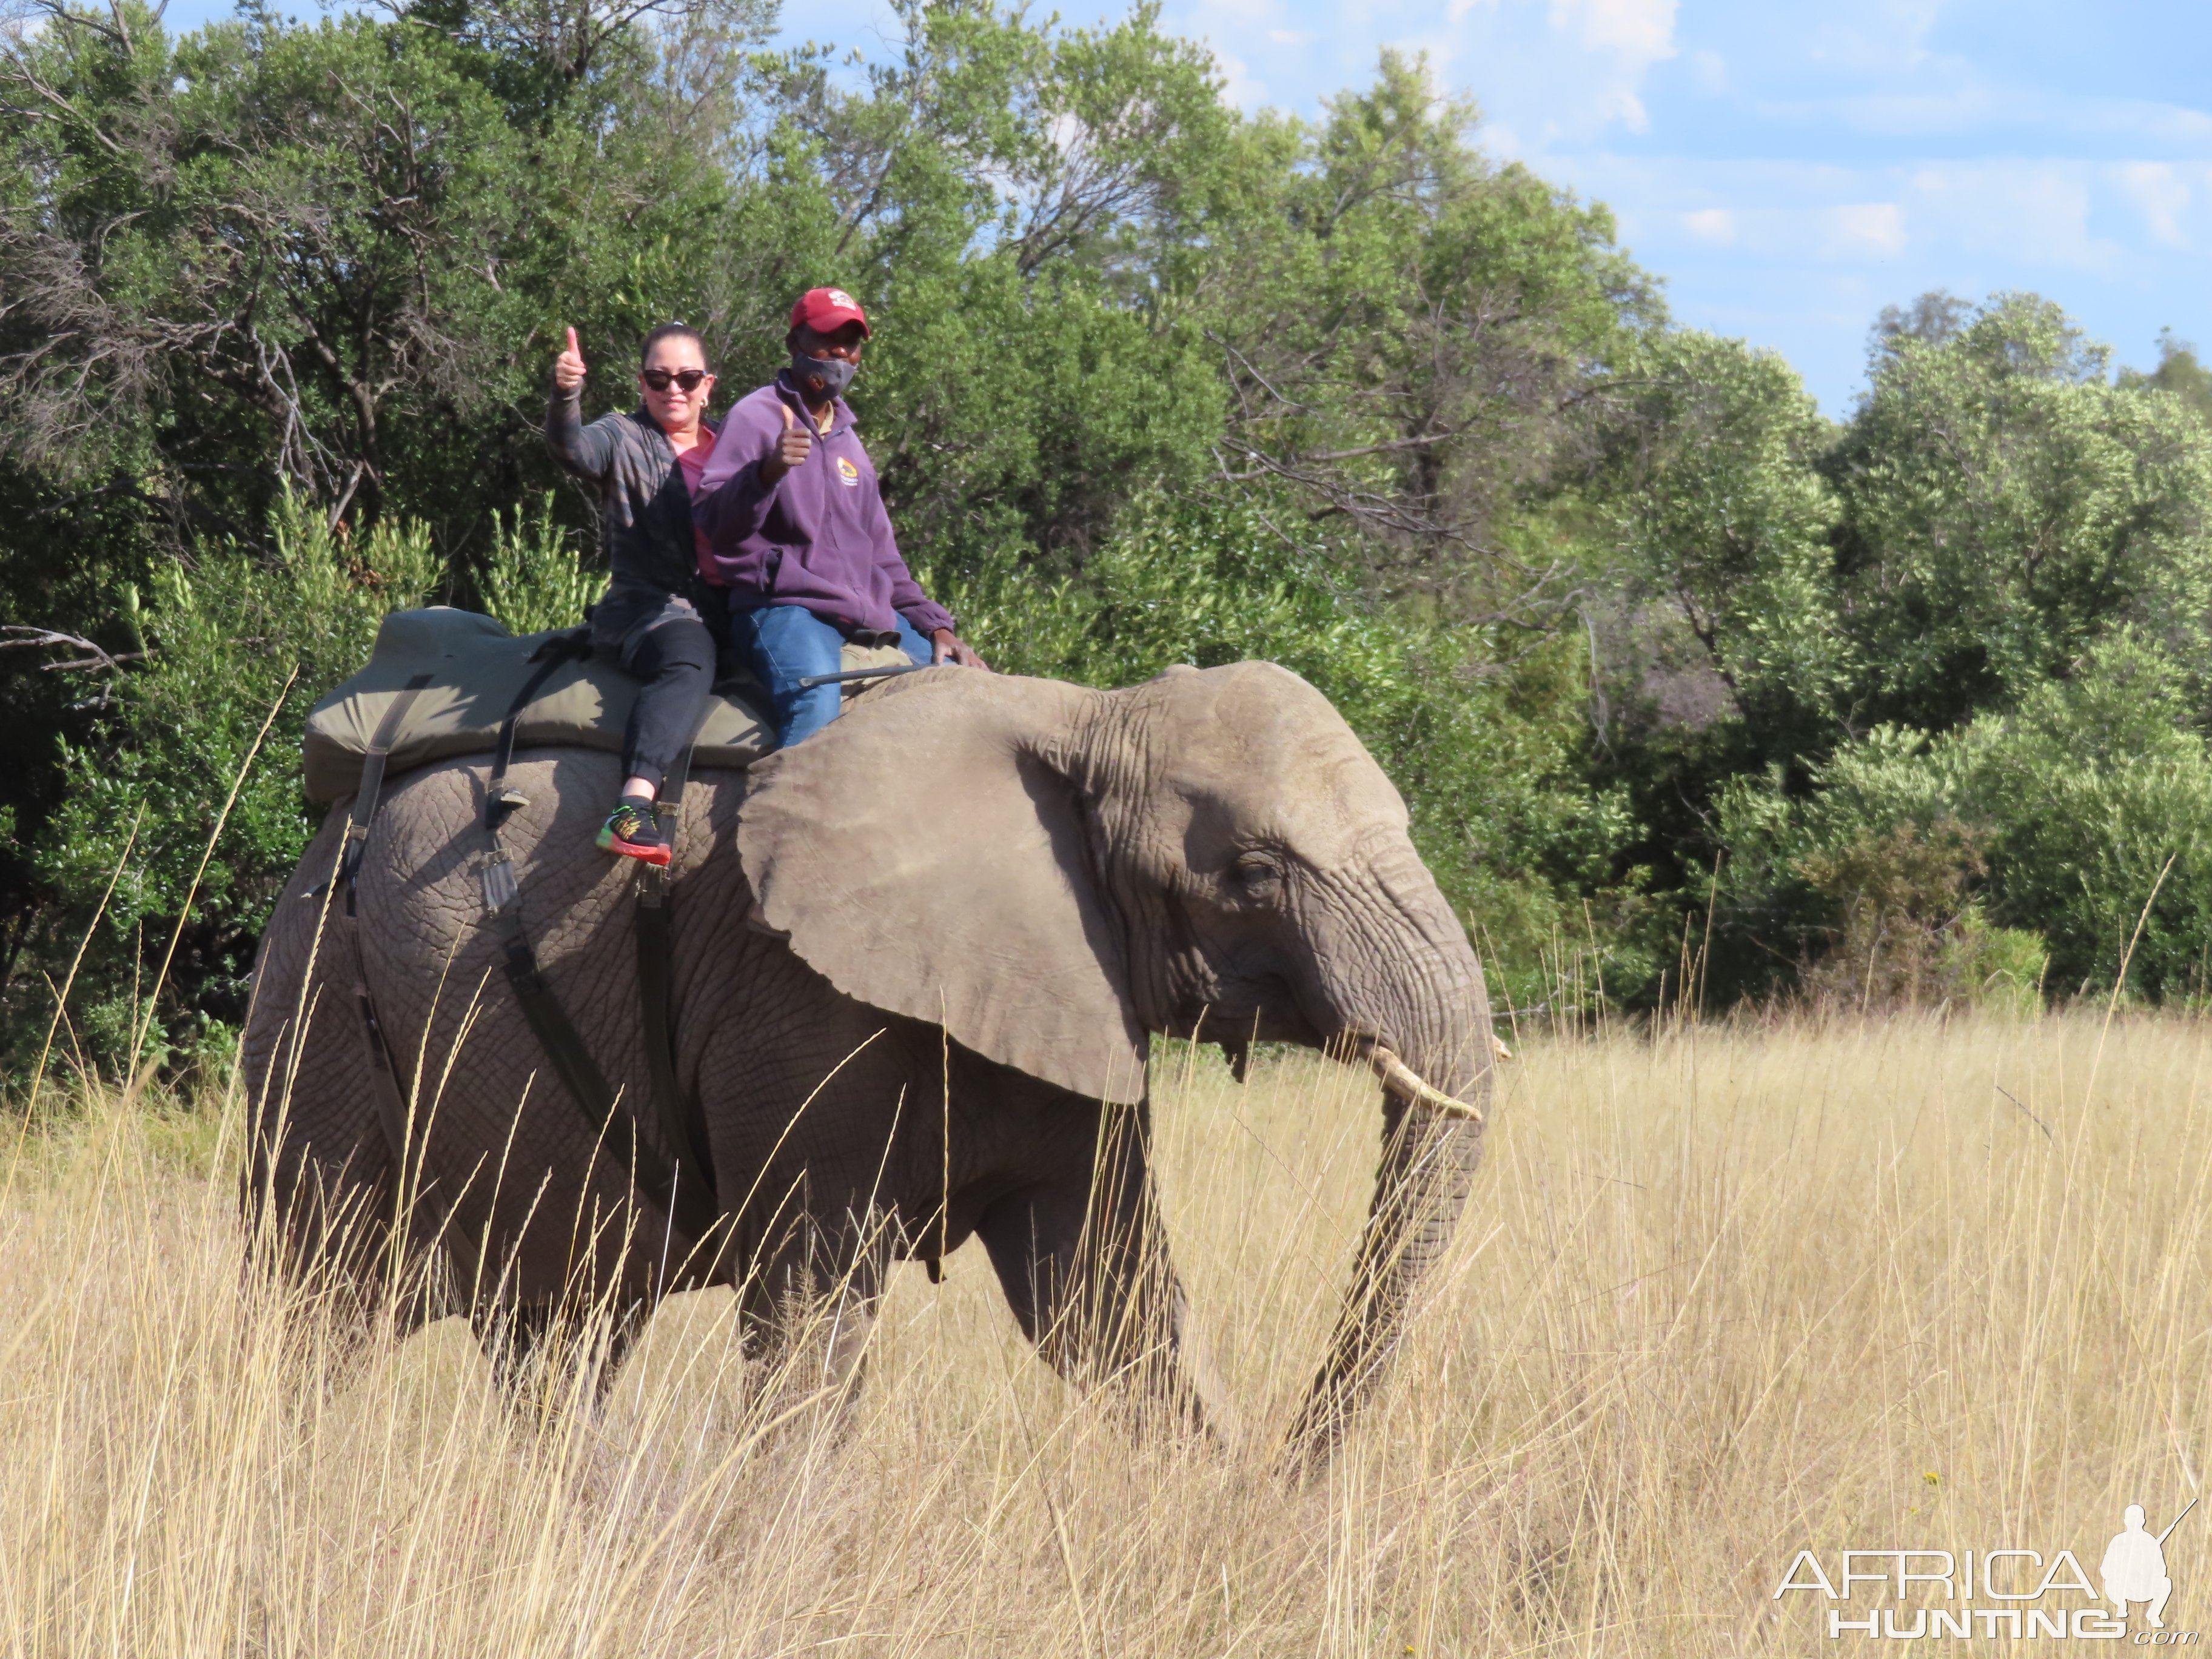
top-left (731, 603), bottom-right (933, 746)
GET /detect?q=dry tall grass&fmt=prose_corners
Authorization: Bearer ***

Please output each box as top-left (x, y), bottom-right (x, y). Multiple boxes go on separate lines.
top-left (5, 1011), bottom-right (2210, 1654)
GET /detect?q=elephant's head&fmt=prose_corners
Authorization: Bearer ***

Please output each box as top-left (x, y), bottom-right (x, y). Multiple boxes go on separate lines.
top-left (738, 662), bottom-right (1493, 1451)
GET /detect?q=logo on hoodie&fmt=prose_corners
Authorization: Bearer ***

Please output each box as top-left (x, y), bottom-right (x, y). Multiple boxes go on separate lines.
top-left (836, 456), bottom-right (860, 488)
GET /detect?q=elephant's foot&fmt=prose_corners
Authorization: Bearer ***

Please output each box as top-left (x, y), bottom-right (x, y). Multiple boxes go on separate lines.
top-left (1051, 1329), bottom-right (1230, 1449)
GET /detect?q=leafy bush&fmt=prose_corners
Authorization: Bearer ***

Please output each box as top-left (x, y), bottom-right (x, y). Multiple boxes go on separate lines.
top-left (1790, 820), bottom-right (2046, 1014)
top-left (480, 494), bottom-right (601, 636)
top-left (5, 486), bottom-right (614, 1082)
top-left (8, 493), bottom-right (437, 1076)
top-left (1718, 634), bottom-right (2212, 1006)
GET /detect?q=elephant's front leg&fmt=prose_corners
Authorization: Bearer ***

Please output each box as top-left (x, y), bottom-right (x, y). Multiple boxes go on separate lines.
top-left (976, 1099), bottom-right (1218, 1435)
top-left (736, 1210), bottom-right (890, 1412)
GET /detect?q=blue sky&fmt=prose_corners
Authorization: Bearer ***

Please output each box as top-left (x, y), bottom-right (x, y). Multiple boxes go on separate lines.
top-left (156, 0), bottom-right (2212, 414)
top-left (1057, 0), bottom-right (2212, 412)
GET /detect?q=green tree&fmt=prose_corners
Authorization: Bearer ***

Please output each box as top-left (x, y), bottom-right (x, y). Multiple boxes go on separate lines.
top-left (23, 495), bottom-right (436, 1069)
top-left (1718, 634), bottom-right (2212, 1004)
top-left (1198, 50), bottom-right (1655, 614)
top-left (1598, 330), bottom-right (1844, 742)
top-left (1831, 293), bottom-right (2212, 734)
top-left (2120, 328), bottom-right (2212, 427)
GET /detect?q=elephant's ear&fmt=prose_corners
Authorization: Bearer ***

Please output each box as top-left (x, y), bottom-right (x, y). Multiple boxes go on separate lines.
top-left (736, 670), bottom-right (1147, 1104)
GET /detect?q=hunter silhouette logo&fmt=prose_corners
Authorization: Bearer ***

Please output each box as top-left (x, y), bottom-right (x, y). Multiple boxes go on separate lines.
top-left (1774, 1499), bottom-right (2199, 1641)
top-left (2105, 1502), bottom-right (2194, 1631)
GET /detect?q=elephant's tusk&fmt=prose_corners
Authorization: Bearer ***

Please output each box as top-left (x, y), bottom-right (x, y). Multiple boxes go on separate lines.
top-left (1365, 1044), bottom-right (1486, 1125)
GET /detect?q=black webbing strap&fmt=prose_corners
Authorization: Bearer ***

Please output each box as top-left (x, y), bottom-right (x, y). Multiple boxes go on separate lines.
top-left (478, 636), bottom-right (720, 1248)
top-left (633, 744), bottom-right (719, 1219)
top-left (343, 672), bottom-right (435, 1169)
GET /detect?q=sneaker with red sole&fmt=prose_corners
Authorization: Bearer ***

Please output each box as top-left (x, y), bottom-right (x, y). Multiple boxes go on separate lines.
top-left (596, 799), bottom-right (671, 866)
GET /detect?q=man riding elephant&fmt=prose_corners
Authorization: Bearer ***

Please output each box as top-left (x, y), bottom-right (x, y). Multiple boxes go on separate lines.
top-left (694, 287), bottom-right (987, 747)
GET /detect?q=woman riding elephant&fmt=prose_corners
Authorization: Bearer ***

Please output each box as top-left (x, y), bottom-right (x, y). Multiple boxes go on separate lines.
top-left (545, 321), bottom-right (722, 866)
top-left (241, 660), bottom-right (1495, 1454)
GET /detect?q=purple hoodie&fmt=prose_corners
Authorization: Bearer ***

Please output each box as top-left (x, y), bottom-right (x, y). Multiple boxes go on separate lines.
top-left (692, 374), bottom-right (954, 638)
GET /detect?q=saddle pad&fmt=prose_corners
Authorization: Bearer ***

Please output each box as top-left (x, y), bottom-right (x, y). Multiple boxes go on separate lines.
top-left (300, 607), bottom-right (911, 803)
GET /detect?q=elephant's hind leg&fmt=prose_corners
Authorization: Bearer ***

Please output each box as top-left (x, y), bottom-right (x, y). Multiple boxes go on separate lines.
top-left (976, 1100), bottom-right (1220, 1436)
top-left (239, 816), bottom-right (410, 1315)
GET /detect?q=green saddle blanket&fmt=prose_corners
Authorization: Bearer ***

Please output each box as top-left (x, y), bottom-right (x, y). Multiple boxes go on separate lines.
top-left (301, 607), bottom-right (909, 803)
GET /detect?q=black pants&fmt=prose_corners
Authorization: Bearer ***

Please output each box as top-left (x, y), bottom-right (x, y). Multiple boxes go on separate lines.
top-left (618, 614), bottom-right (716, 789)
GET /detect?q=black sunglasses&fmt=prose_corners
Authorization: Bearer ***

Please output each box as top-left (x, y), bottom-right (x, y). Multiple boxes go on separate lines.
top-left (640, 367), bottom-right (709, 392)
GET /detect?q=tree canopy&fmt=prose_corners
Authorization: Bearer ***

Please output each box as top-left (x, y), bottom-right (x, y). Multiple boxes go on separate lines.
top-left (5, 0), bottom-right (2212, 1077)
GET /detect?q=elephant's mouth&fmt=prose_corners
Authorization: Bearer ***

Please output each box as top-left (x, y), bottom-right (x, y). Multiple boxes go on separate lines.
top-left (1346, 1032), bottom-right (1490, 1125)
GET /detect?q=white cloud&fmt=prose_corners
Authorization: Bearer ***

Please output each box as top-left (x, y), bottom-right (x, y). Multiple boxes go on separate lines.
top-left (1512, 0), bottom-right (1676, 135)
top-left (1905, 163), bottom-right (2116, 273)
top-left (1549, 0), bottom-right (1676, 60)
top-left (1267, 28), bottom-right (1318, 44)
top-left (2120, 162), bottom-right (2191, 249)
top-left (1598, 89), bottom-right (1651, 131)
top-left (1683, 207), bottom-right (1736, 244)
top-left (1822, 203), bottom-right (1906, 259)
top-left (1689, 49), bottom-right (1725, 94)
top-left (1570, 155), bottom-right (2192, 283)
top-left (1173, 0), bottom-right (1281, 39)
top-left (1762, 88), bottom-right (1997, 137)
top-left (1803, 0), bottom-right (1948, 74)
top-left (2080, 101), bottom-right (2212, 147)
top-left (1213, 53), bottom-right (1269, 110)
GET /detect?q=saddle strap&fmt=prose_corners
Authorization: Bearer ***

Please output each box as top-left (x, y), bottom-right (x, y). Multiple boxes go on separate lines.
top-left (633, 742), bottom-right (719, 1213)
top-left (479, 641), bottom-right (720, 1249)
top-left (343, 673), bottom-right (435, 1173)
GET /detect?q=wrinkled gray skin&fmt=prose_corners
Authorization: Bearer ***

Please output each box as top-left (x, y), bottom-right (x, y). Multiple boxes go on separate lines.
top-left (242, 662), bottom-right (1492, 1451)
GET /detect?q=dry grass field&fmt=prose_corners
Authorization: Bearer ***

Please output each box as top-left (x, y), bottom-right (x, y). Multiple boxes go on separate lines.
top-left (5, 1011), bottom-right (2211, 1655)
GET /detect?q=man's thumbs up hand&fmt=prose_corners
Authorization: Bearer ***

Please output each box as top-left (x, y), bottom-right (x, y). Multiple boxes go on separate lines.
top-left (554, 326), bottom-right (586, 391)
top-left (763, 398), bottom-right (813, 484)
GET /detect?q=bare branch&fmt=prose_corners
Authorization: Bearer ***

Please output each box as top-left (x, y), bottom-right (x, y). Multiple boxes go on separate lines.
top-left (1, 626), bottom-right (143, 672)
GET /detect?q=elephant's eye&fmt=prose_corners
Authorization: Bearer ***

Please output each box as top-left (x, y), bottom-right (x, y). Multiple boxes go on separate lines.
top-left (1232, 851), bottom-right (1281, 896)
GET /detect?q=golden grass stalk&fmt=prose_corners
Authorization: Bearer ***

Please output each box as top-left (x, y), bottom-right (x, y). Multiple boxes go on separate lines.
top-left (5, 1011), bottom-right (2210, 1654)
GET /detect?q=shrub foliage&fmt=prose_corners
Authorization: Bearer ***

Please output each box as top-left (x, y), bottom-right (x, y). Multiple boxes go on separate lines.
top-left (5, 0), bottom-right (2212, 1078)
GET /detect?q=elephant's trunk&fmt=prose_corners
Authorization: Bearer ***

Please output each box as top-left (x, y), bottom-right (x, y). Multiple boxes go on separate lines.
top-left (1282, 1034), bottom-right (1490, 1466)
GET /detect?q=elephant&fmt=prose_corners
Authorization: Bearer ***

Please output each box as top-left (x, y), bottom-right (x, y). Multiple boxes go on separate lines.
top-left (241, 660), bottom-right (1495, 1452)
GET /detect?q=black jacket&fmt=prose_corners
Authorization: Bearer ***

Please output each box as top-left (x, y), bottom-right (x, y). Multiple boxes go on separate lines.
top-left (545, 384), bottom-right (717, 646)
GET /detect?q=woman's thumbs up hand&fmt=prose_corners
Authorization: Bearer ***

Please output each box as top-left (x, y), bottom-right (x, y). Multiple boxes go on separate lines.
top-left (554, 326), bottom-right (586, 391)
top-left (761, 398), bottom-right (813, 484)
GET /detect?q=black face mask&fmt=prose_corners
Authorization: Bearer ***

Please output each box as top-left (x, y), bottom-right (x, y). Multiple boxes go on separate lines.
top-left (790, 351), bottom-right (857, 401)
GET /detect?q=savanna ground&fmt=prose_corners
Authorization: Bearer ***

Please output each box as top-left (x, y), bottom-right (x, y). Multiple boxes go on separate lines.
top-left (5, 1011), bottom-right (2210, 1655)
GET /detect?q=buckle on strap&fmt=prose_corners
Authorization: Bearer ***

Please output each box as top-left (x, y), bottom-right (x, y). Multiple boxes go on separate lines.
top-left (480, 854), bottom-right (519, 916)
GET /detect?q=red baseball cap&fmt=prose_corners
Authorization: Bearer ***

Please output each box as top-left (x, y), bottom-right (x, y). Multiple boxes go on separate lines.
top-left (790, 286), bottom-right (870, 338)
